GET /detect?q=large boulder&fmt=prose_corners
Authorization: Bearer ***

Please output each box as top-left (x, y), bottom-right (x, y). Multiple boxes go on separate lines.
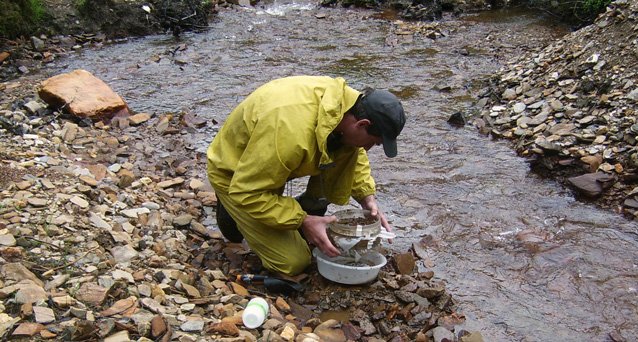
top-left (37, 69), bottom-right (131, 121)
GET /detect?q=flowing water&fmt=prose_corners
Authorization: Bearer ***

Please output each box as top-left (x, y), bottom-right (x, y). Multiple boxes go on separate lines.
top-left (37, 1), bottom-right (638, 341)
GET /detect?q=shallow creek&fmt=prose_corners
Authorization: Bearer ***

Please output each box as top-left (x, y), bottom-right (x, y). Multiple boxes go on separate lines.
top-left (39, 1), bottom-right (638, 341)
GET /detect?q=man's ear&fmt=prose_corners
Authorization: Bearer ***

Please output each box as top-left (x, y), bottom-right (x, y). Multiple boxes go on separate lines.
top-left (356, 119), bottom-right (372, 128)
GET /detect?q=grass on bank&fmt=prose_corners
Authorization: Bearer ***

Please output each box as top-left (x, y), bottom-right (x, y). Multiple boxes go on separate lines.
top-left (0, 0), bottom-right (46, 40)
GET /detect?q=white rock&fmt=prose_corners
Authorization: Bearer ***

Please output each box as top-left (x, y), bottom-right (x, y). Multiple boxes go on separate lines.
top-left (112, 270), bottom-right (134, 283)
top-left (104, 330), bottom-right (129, 342)
top-left (70, 195), bottom-right (89, 208)
top-left (89, 212), bottom-right (112, 230)
top-left (180, 319), bottom-right (204, 332)
top-left (0, 234), bottom-right (16, 247)
top-left (513, 102), bottom-right (526, 113)
top-left (121, 208), bottom-right (151, 218)
top-left (110, 245), bottom-right (139, 265)
top-left (107, 163), bottom-right (122, 173)
top-left (33, 306), bottom-right (55, 323)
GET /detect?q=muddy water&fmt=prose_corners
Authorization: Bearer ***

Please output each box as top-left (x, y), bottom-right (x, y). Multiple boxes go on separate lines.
top-left (42, 1), bottom-right (637, 341)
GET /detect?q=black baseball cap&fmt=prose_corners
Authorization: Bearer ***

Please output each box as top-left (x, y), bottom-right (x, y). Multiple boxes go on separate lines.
top-left (361, 89), bottom-right (406, 158)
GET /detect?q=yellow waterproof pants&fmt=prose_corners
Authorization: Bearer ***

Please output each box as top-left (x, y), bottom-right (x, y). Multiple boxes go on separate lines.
top-left (212, 187), bottom-right (312, 276)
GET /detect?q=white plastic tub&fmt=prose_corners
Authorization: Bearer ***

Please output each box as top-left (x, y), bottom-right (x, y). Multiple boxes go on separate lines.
top-left (313, 248), bottom-right (387, 285)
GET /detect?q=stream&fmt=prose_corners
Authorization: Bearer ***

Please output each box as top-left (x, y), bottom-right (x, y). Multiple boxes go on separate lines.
top-left (36, 1), bottom-right (638, 341)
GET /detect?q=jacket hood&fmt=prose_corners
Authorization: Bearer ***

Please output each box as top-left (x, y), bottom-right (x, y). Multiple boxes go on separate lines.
top-left (315, 81), bottom-right (361, 168)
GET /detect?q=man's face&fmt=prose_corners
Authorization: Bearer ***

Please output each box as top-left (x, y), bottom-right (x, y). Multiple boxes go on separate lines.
top-left (341, 119), bottom-right (383, 152)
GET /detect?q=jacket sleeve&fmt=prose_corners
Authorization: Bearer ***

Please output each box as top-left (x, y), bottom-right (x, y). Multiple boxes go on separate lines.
top-left (226, 109), bottom-right (311, 231)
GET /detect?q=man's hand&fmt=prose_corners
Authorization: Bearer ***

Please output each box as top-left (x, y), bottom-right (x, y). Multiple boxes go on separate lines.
top-left (359, 195), bottom-right (393, 242)
top-left (301, 215), bottom-right (341, 257)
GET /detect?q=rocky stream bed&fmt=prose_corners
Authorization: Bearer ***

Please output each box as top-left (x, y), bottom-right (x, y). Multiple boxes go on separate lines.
top-left (0, 0), bottom-right (637, 342)
top-left (474, 0), bottom-right (638, 220)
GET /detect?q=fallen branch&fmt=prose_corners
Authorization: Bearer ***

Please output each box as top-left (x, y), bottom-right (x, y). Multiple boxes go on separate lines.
top-left (42, 246), bottom-right (100, 278)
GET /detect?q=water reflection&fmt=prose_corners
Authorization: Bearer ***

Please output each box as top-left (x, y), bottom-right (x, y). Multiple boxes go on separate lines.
top-left (257, 0), bottom-right (316, 16)
top-left (39, 1), bottom-right (638, 341)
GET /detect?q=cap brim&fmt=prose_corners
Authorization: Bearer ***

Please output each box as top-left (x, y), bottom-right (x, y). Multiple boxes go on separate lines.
top-left (382, 135), bottom-right (398, 158)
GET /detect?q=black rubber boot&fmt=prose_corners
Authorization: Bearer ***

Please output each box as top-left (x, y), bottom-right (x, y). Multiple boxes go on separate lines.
top-left (216, 200), bottom-right (244, 243)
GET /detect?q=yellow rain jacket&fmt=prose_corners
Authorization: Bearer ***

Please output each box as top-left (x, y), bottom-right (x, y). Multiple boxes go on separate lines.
top-left (207, 76), bottom-right (376, 232)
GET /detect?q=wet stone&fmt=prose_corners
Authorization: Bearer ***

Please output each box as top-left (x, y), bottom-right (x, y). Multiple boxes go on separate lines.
top-left (393, 253), bottom-right (416, 275)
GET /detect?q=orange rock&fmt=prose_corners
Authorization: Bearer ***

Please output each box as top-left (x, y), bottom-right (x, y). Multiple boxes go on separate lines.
top-left (12, 323), bottom-right (44, 336)
top-left (393, 252), bottom-right (415, 275)
top-left (40, 329), bottom-right (57, 339)
top-left (100, 296), bottom-right (138, 317)
top-left (151, 315), bottom-right (167, 338)
top-left (314, 319), bottom-right (346, 342)
top-left (275, 297), bottom-right (291, 313)
top-left (75, 282), bottom-right (109, 306)
top-left (117, 169), bottom-right (136, 188)
top-left (38, 69), bottom-right (131, 121)
top-left (129, 113), bottom-right (151, 125)
top-left (230, 281), bottom-right (249, 296)
top-left (221, 314), bottom-right (243, 326)
top-left (204, 321), bottom-right (240, 336)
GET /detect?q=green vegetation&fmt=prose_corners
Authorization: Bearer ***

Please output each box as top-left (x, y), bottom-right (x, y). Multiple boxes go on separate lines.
top-left (564, 0), bottom-right (613, 23)
top-left (528, 0), bottom-right (614, 27)
top-left (0, 0), bottom-right (47, 39)
top-left (582, 0), bottom-right (613, 14)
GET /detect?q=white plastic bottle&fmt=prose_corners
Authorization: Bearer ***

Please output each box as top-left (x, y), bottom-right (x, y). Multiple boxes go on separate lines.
top-left (242, 297), bottom-right (269, 329)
